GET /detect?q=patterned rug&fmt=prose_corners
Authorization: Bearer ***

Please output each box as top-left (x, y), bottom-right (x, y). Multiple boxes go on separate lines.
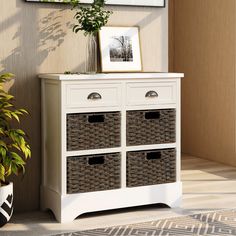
top-left (53, 209), bottom-right (236, 236)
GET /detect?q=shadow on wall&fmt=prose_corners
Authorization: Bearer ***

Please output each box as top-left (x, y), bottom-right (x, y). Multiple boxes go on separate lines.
top-left (37, 8), bottom-right (86, 72)
top-left (1, 8), bottom-right (74, 74)
top-left (38, 9), bottom-right (73, 66)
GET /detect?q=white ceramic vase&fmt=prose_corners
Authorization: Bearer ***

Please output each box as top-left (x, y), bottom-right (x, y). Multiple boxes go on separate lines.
top-left (0, 182), bottom-right (13, 227)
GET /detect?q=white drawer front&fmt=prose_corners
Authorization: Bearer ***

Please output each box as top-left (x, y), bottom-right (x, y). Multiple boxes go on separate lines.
top-left (66, 83), bottom-right (122, 108)
top-left (126, 82), bottom-right (177, 106)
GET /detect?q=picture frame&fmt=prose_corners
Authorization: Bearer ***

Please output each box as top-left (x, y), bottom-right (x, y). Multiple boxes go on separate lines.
top-left (98, 26), bottom-right (142, 73)
top-left (25, 0), bottom-right (165, 7)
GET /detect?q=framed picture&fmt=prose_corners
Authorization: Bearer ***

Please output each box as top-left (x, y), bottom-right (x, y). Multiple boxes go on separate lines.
top-left (99, 26), bottom-right (142, 72)
top-left (25, 0), bottom-right (165, 7)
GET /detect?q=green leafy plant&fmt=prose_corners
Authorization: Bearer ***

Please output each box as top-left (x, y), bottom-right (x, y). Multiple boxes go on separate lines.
top-left (0, 73), bottom-right (31, 186)
top-left (72, 0), bottom-right (112, 36)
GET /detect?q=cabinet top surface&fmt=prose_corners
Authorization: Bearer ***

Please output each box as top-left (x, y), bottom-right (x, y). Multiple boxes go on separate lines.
top-left (39, 73), bottom-right (184, 81)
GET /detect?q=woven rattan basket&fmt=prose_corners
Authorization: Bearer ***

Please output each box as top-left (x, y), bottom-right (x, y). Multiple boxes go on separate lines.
top-left (126, 109), bottom-right (176, 146)
top-left (67, 112), bottom-right (121, 151)
top-left (67, 153), bottom-right (121, 193)
top-left (127, 149), bottom-right (176, 187)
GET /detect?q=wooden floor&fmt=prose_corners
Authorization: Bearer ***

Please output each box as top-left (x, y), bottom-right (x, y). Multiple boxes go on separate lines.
top-left (1, 154), bottom-right (236, 236)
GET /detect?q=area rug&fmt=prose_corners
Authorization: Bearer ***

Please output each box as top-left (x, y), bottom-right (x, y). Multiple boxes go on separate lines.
top-left (52, 209), bottom-right (236, 236)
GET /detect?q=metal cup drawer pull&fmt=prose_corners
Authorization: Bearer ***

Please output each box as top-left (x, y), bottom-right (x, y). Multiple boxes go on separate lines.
top-left (87, 92), bottom-right (102, 100)
top-left (145, 90), bottom-right (158, 98)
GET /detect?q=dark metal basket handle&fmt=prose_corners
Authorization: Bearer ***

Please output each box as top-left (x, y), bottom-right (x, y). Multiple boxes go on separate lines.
top-left (145, 111), bottom-right (160, 120)
top-left (88, 156), bottom-right (105, 165)
top-left (145, 90), bottom-right (158, 98)
top-left (87, 92), bottom-right (102, 100)
top-left (88, 114), bottom-right (105, 123)
top-left (146, 152), bottom-right (162, 160)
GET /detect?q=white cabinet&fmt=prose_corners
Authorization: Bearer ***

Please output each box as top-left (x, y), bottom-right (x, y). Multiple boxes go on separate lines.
top-left (40, 73), bottom-right (184, 223)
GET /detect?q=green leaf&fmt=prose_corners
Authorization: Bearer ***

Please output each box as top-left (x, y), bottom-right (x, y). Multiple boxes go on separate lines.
top-left (11, 163), bottom-right (18, 175)
top-left (6, 164), bottom-right (12, 177)
top-left (12, 113), bottom-right (20, 122)
top-left (0, 140), bottom-right (7, 148)
top-left (0, 146), bottom-right (7, 159)
top-left (12, 144), bottom-right (21, 151)
top-left (11, 152), bottom-right (26, 165)
top-left (0, 164), bottom-right (5, 182)
top-left (16, 129), bottom-right (26, 136)
top-left (0, 73), bottom-right (14, 84)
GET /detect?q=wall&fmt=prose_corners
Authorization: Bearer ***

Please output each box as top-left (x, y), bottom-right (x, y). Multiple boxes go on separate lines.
top-left (0, 0), bottom-right (169, 211)
top-left (169, 0), bottom-right (236, 166)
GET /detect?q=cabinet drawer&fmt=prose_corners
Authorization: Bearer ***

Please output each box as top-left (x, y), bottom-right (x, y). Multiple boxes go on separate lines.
top-left (126, 109), bottom-right (176, 146)
top-left (127, 149), bottom-right (176, 187)
top-left (126, 82), bottom-right (177, 106)
top-left (67, 112), bottom-right (121, 151)
top-left (66, 84), bottom-right (122, 109)
top-left (67, 153), bottom-right (121, 193)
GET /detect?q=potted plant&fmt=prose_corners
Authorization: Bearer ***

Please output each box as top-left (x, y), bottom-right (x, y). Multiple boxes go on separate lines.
top-left (71, 0), bottom-right (112, 73)
top-left (0, 73), bottom-right (31, 227)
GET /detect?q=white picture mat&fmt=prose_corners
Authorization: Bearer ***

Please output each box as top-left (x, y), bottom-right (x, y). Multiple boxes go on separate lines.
top-left (26, 0), bottom-right (165, 7)
top-left (99, 27), bottom-right (142, 72)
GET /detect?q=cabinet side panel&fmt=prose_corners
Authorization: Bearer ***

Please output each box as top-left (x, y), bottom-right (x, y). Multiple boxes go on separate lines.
top-left (174, 0), bottom-right (236, 166)
top-left (42, 80), bottom-right (61, 193)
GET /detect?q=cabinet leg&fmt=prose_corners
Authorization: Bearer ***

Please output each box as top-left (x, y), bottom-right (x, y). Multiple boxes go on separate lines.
top-left (169, 197), bottom-right (182, 208)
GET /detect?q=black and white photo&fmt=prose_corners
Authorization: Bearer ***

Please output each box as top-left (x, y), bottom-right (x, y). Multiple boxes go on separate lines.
top-left (99, 27), bottom-right (142, 72)
top-left (109, 36), bottom-right (133, 62)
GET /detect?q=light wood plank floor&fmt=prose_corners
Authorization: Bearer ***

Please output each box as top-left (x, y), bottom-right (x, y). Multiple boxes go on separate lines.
top-left (1, 154), bottom-right (236, 236)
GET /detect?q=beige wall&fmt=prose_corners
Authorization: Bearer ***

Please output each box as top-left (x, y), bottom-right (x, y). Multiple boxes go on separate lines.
top-left (169, 0), bottom-right (236, 166)
top-left (0, 0), bottom-right (169, 211)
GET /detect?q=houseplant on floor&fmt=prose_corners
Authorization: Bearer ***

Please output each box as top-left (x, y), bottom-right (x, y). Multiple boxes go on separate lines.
top-left (71, 0), bottom-right (112, 73)
top-left (0, 73), bottom-right (31, 227)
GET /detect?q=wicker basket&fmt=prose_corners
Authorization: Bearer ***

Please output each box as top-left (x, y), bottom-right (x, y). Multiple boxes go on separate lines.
top-left (127, 149), bottom-right (176, 187)
top-left (126, 109), bottom-right (176, 146)
top-left (67, 112), bottom-right (121, 151)
top-left (67, 153), bottom-right (121, 193)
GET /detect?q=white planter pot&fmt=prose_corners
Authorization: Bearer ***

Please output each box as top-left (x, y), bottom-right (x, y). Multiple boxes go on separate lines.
top-left (0, 182), bottom-right (13, 227)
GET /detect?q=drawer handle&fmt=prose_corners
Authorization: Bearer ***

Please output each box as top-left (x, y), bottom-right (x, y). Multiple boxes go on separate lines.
top-left (145, 90), bottom-right (158, 98)
top-left (146, 152), bottom-right (162, 160)
top-left (88, 156), bottom-right (105, 165)
top-left (87, 92), bottom-right (102, 100)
